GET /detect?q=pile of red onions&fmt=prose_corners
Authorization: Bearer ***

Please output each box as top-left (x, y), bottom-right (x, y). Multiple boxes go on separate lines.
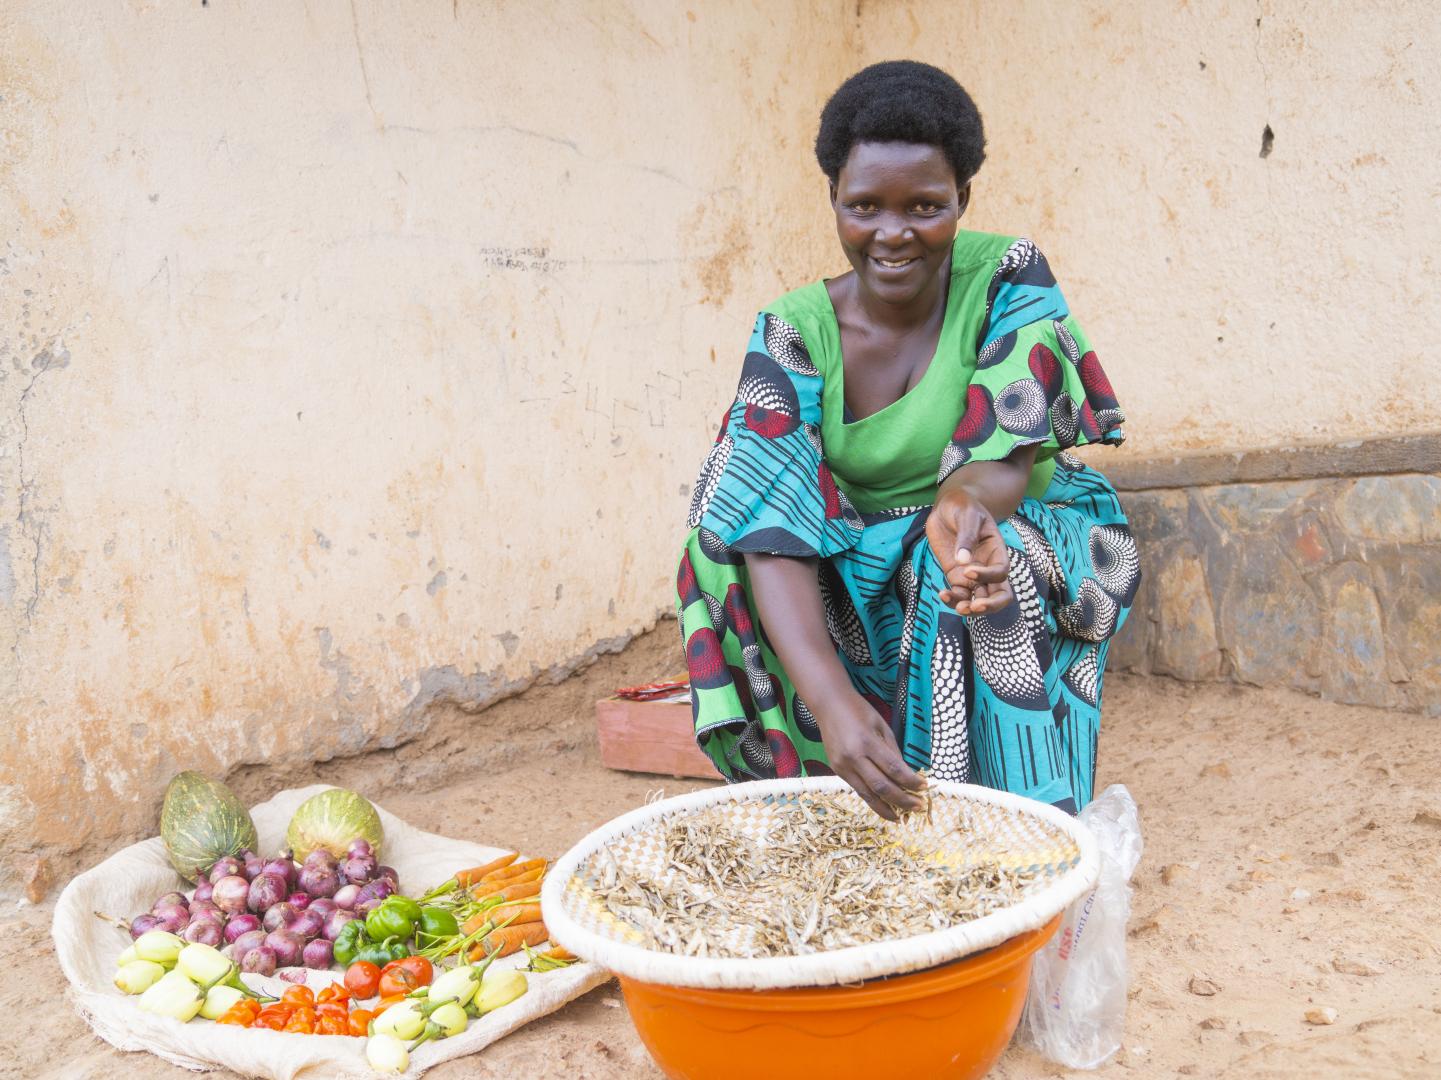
top-left (127, 840), bottom-right (398, 976)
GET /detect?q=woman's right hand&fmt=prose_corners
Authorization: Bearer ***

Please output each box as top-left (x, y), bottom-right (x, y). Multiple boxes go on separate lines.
top-left (814, 692), bottom-right (928, 821)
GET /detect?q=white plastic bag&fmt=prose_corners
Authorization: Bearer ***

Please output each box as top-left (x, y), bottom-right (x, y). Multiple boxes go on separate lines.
top-left (1018, 784), bottom-right (1143, 1068)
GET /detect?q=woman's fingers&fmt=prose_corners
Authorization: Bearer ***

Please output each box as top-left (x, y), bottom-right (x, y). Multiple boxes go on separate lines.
top-left (854, 758), bottom-right (925, 818)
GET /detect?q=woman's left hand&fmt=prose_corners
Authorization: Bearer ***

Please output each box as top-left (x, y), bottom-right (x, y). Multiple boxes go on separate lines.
top-left (925, 488), bottom-right (1014, 616)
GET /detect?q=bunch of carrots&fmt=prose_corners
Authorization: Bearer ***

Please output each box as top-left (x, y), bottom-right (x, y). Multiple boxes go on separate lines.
top-left (414, 852), bottom-right (576, 970)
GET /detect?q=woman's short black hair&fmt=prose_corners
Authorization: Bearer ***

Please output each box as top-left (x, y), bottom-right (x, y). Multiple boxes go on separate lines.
top-left (815, 61), bottom-right (986, 185)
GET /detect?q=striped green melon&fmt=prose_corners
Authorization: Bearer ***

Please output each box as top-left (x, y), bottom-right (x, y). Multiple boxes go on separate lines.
top-left (159, 771), bottom-right (259, 883)
top-left (286, 787), bottom-right (384, 862)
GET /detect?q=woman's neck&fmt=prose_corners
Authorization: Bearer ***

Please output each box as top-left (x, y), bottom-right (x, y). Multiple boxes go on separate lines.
top-left (839, 258), bottom-right (951, 337)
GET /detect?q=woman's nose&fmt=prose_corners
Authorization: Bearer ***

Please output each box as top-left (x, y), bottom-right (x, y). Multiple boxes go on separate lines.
top-left (874, 212), bottom-right (913, 247)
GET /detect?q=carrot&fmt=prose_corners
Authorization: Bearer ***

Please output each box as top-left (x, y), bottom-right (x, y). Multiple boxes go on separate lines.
top-left (475, 857), bottom-right (547, 887)
top-left (470, 922), bottom-right (549, 960)
top-left (460, 911), bottom-right (492, 937)
top-left (491, 901), bottom-right (543, 926)
top-left (469, 867), bottom-right (544, 898)
top-left (455, 853), bottom-right (518, 887)
top-left (540, 946), bottom-right (577, 962)
top-left (473, 879), bottom-right (541, 904)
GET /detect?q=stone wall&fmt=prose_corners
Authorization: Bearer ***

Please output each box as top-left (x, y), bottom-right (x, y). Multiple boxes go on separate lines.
top-left (1108, 460), bottom-right (1440, 713)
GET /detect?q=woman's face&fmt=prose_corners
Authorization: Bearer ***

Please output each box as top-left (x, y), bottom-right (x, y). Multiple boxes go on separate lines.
top-left (830, 141), bottom-right (968, 308)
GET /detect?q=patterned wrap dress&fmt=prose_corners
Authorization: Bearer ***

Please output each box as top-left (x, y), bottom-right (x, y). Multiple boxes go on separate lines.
top-left (675, 231), bottom-right (1139, 813)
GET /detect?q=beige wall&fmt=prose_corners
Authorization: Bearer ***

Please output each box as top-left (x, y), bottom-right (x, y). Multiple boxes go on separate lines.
top-left (0, 0), bottom-right (849, 896)
top-left (3, 0), bottom-right (1436, 897)
top-left (858, 0), bottom-right (1441, 456)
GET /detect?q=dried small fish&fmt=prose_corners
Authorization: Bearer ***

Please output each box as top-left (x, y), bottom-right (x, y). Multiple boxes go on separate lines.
top-left (589, 792), bottom-right (1041, 959)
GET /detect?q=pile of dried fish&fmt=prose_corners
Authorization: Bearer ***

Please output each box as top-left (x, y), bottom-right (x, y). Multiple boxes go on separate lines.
top-left (593, 792), bottom-right (1041, 959)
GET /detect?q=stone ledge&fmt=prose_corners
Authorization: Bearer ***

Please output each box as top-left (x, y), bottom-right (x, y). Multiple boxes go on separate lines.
top-left (1104, 433), bottom-right (1441, 492)
top-left (1110, 469), bottom-right (1441, 713)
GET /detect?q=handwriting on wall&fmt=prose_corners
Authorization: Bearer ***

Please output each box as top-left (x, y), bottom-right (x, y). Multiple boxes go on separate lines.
top-left (478, 246), bottom-right (566, 274)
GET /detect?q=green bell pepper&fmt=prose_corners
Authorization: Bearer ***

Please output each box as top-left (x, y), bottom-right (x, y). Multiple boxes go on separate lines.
top-left (384, 895), bottom-right (424, 923)
top-left (356, 934), bottom-right (410, 967)
top-left (416, 906), bottom-right (460, 943)
top-left (333, 918), bottom-right (369, 967)
top-left (366, 898), bottom-right (417, 943)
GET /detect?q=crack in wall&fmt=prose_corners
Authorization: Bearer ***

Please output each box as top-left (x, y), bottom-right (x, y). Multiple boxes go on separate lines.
top-left (9, 344), bottom-right (68, 670)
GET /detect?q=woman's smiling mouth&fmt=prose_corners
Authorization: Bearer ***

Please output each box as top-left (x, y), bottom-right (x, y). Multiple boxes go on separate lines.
top-left (872, 255), bottom-right (920, 270)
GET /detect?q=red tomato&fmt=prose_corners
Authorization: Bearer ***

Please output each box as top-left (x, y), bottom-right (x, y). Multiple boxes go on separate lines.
top-left (344, 960), bottom-right (382, 999)
top-left (377, 956), bottom-right (434, 997)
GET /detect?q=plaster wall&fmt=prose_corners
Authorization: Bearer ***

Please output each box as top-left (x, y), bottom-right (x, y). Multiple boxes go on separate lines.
top-left (857, 0), bottom-right (1441, 456)
top-left (0, 1), bottom-right (850, 897)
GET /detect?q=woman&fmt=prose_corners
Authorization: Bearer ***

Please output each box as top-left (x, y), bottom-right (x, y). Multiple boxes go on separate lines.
top-left (676, 61), bottom-right (1137, 821)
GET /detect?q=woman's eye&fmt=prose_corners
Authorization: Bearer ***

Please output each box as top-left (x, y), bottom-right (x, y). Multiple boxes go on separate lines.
top-left (913, 203), bottom-right (942, 214)
top-left (849, 202), bottom-right (877, 213)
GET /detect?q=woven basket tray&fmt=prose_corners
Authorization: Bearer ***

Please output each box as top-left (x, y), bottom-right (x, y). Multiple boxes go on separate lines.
top-left (541, 777), bottom-right (1099, 990)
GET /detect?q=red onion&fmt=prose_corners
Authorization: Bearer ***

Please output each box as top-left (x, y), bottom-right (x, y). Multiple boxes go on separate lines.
top-left (128, 914), bottom-right (162, 940)
top-left (182, 919), bottom-right (224, 946)
top-left (341, 854), bottom-right (377, 885)
top-left (191, 880), bottom-right (214, 904)
top-left (152, 905), bottom-right (190, 934)
top-left (242, 850), bottom-right (265, 880)
top-left (212, 875), bottom-right (251, 915)
top-left (376, 866), bottom-right (399, 886)
top-left (152, 891), bottom-right (189, 911)
top-left (277, 968), bottom-right (310, 984)
top-left (208, 856), bottom-right (245, 883)
top-left (323, 909), bottom-right (358, 942)
top-left (288, 892), bottom-right (312, 911)
top-left (332, 884), bottom-right (361, 910)
top-left (264, 929), bottom-right (304, 968)
top-left (247, 872), bottom-right (289, 913)
top-left (188, 900), bottom-right (223, 921)
top-left (262, 857), bottom-right (298, 889)
top-left (303, 847), bottom-right (339, 872)
top-left (307, 897), bottom-right (338, 920)
top-left (298, 863), bottom-right (339, 899)
top-left (240, 945), bottom-right (277, 976)
top-left (224, 914), bottom-right (262, 943)
top-left (302, 938), bottom-right (334, 969)
top-left (230, 929), bottom-right (267, 963)
top-left (358, 877), bottom-right (395, 903)
top-left (262, 902), bottom-right (300, 934)
top-left (347, 838), bottom-right (373, 859)
top-left (291, 908), bottom-right (325, 940)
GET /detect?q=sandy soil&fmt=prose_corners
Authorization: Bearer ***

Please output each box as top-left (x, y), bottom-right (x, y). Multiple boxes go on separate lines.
top-left (10, 627), bottom-right (1441, 1079)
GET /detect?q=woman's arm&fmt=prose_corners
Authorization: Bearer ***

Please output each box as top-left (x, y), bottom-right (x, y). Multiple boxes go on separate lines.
top-left (927, 443), bottom-right (1040, 615)
top-left (743, 551), bottom-right (927, 820)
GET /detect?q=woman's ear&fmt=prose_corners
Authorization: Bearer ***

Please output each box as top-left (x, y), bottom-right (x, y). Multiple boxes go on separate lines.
top-left (828, 179), bottom-right (838, 208)
top-left (957, 181), bottom-right (972, 218)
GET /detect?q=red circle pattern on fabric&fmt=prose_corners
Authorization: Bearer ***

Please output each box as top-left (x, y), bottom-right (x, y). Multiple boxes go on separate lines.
top-left (744, 404), bottom-right (797, 439)
top-left (766, 729), bottom-right (802, 778)
top-left (1027, 342), bottom-right (1063, 399)
top-left (951, 383), bottom-right (996, 449)
top-left (1077, 351), bottom-right (1118, 409)
top-left (685, 626), bottom-right (729, 689)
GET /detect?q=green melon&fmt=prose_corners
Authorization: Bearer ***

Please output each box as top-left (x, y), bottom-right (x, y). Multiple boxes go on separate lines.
top-left (286, 787), bottom-right (384, 862)
top-left (159, 771), bottom-right (259, 883)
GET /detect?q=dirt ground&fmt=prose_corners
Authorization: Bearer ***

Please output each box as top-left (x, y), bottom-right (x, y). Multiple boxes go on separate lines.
top-left (10, 626), bottom-right (1441, 1079)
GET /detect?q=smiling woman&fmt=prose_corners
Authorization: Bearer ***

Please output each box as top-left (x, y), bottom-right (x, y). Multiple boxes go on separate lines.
top-left (676, 62), bottom-right (1137, 820)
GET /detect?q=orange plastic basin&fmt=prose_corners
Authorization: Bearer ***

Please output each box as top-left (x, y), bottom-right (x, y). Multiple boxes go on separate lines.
top-left (617, 915), bottom-right (1061, 1080)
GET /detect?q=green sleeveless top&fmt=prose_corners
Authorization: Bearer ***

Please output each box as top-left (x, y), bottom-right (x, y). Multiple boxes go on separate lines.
top-left (765, 231), bottom-right (1056, 513)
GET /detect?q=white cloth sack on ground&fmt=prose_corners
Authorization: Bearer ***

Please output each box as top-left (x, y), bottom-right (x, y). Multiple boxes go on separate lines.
top-left (53, 784), bottom-right (609, 1079)
top-left (1017, 784), bottom-right (1143, 1069)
